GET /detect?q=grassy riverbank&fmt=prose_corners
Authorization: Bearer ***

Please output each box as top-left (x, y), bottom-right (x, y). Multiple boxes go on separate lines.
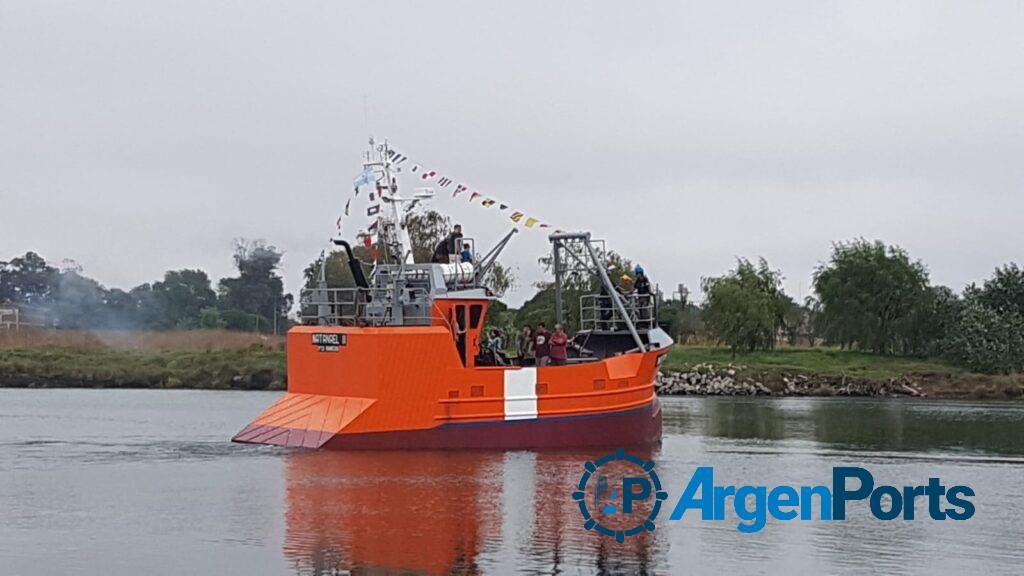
top-left (0, 328), bottom-right (286, 390)
top-left (0, 348), bottom-right (287, 390)
top-left (663, 346), bottom-right (1024, 399)
top-left (664, 346), bottom-right (958, 380)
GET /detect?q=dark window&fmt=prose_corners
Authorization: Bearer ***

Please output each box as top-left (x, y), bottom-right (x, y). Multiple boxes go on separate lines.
top-left (469, 304), bottom-right (483, 328)
top-left (455, 305), bottom-right (467, 365)
top-left (456, 306), bottom-right (466, 331)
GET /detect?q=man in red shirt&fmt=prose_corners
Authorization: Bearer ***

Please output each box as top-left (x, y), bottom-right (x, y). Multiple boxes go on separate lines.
top-left (549, 324), bottom-right (569, 366)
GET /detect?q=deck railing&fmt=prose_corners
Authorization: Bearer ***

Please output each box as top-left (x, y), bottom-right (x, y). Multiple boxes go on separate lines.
top-left (579, 293), bottom-right (657, 332)
top-left (300, 287), bottom-right (443, 327)
top-left (300, 287), bottom-right (387, 325)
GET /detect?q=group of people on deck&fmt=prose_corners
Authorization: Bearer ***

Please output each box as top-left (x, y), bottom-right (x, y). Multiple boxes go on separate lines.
top-left (431, 224), bottom-right (473, 264)
top-left (478, 263), bottom-right (655, 366)
top-left (512, 323), bottom-right (570, 366)
top-left (600, 265), bottom-right (654, 328)
top-left (441, 224), bottom-right (654, 366)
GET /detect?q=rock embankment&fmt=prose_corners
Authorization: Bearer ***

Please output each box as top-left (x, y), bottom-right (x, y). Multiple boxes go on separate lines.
top-left (657, 363), bottom-right (926, 398)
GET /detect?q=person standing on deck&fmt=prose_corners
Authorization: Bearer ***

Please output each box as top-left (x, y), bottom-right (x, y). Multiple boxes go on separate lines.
top-left (598, 282), bottom-right (613, 331)
top-left (431, 224), bottom-right (463, 263)
top-left (616, 275), bottom-right (633, 331)
top-left (619, 274), bottom-right (633, 295)
top-left (534, 323), bottom-right (551, 366)
top-left (549, 324), bottom-right (569, 366)
top-left (633, 266), bottom-right (650, 296)
top-left (518, 325), bottom-right (535, 366)
top-left (633, 265), bottom-right (652, 324)
top-left (487, 329), bottom-right (503, 352)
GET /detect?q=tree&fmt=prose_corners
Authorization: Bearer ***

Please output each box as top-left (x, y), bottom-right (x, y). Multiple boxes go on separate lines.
top-left (515, 285), bottom-right (560, 331)
top-left (804, 296), bottom-right (825, 347)
top-left (128, 283), bottom-right (163, 329)
top-left (151, 269), bottom-right (217, 329)
top-left (0, 251), bottom-right (58, 305)
top-left (480, 261), bottom-right (515, 299)
top-left (702, 258), bottom-right (789, 355)
top-left (970, 263), bottom-right (1024, 317)
top-left (943, 263), bottom-right (1024, 374)
top-left (813, 240), bottom-right (930, 355)
top-left (780, 295), bottom-right (805, 346)
top-left (657, 298), bottom-right (703, 344)
top-left (522, 250), bottom-right (636, 332)
top-left (51, 269), bottom-right (107, 329)
top-left (403, 210), bottom-right (452, 264)
top-left (944, 298), bottom-right (1024, 374)
top-left (198, 307), bottom-right (226, 329)
top-left (218, 239), bottom-right (293, 333)
top-left (898, 285), bottom-right (962, 356)
top-left (301, 244), bottom-right (376, 292)
top-left (102, 288), bottom-right (140, 328)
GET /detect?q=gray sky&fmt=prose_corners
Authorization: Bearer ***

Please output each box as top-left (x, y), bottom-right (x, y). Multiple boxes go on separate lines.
top-left (2, 1), bottom-right (1022, 307)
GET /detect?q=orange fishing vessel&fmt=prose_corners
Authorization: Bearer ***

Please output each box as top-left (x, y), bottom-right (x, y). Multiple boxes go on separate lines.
top-left (233, 142), bottom-right (671, 450)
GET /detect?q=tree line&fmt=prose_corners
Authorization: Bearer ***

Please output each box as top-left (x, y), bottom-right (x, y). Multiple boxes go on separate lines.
top-left (4, 220), bottom-right (1021, 375)
top-left (691, 240), bottom-right (1023, 374)
top-left (0, 240), bottom-right (293, 333)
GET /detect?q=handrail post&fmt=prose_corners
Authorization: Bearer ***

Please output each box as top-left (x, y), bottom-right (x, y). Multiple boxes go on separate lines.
top-left (580, 234), bottom-right (646, 352)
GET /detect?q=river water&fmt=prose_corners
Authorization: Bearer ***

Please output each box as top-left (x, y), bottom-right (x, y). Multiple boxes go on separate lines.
top-left (1, 390), bottom-right (1022, 575)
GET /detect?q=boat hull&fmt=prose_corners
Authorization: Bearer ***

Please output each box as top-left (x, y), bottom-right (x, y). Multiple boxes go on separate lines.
top-left (233, 324), bottom-right (672, 451)
top-left (235, 398), bottom-right (661, 450)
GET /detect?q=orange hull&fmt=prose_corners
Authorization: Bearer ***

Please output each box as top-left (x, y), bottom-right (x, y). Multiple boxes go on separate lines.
top-left (234, 319), bottom-right (666, 450)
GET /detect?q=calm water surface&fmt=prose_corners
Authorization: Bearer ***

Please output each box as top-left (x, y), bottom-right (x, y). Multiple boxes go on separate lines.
top-left (1, 390), bottom-right (1023, 575)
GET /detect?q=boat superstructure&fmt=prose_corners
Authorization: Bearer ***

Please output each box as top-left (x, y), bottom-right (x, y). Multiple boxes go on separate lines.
top-left (232, 142), bottom-right (671, 449)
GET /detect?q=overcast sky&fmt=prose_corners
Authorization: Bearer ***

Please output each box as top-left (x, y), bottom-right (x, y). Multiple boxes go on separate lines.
top-left (2, 1), bottom-right (1022, 307)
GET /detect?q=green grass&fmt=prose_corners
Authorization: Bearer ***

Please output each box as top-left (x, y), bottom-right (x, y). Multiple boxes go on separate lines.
top-left (0, 347), bottom-right (287, 390)
top-left (663, 346), bottom-right (963, 380)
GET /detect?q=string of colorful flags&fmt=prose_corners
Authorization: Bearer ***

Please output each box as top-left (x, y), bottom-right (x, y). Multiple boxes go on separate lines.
top-left (384, 147), bottom-right (560, 233)
top-left (336, 144), bottom-right (561, 261)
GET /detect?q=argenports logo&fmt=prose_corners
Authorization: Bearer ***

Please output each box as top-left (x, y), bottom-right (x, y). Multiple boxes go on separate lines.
top-left (573, 448), bottom-right (669, 542)
top-left (575, 450), bottom-right (976, 539)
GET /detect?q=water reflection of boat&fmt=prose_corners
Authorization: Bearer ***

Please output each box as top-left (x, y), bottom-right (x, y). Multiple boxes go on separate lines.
top-left (234, 141), bottom-right (671, 450)
top-left (282, 449), bottom-right (660, 575)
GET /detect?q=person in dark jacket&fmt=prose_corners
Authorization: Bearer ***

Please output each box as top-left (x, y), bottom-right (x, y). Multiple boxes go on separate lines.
top-left (634, 265), bottom-right (652, 324)
top-left (534, 322), bottom-right (551, 366)
top-left (598, 282), bottom-right (613, 330)
top-left (634, 265), bottom-right (651, 295)
top-left (431, 224), bottom-right (463, 263)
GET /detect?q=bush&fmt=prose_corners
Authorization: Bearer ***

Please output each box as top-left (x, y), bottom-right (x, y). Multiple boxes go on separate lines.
top-left (943, 300), bottom-right (1024, 374)
top-left (198, 307), bottom-right (226, 329)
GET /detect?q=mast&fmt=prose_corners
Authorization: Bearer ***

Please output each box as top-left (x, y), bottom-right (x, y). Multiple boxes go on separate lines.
top-left (371, 140), bottom-right (416, 265)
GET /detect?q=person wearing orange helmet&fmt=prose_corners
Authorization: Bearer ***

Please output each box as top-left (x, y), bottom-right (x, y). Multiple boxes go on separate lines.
top-left (619, 274), bottom-right (633, 295)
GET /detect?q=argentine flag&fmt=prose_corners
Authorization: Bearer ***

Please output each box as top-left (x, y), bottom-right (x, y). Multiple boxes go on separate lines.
top-left (352, 167), bottom-right (375, 193)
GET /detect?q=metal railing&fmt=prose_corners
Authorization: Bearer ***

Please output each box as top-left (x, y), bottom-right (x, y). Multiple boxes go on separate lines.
top-left (300, 287), bottom-right (402, 326)
top-left (299, 287), bottom-right (443, 327)
top-left (301, 287), bottom-right (368, 325)
top-left (579, 293), bottom-right (657, 332)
